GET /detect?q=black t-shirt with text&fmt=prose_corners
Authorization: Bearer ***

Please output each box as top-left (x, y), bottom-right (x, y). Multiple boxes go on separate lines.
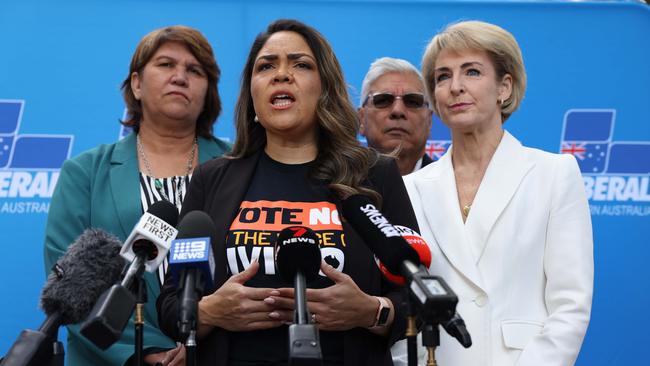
top-left (227, 153), bottom-right (345, 366)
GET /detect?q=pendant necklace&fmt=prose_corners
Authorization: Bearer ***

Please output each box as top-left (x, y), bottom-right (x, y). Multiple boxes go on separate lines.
top-left (137, 134), bottom-right (197, 203)
top-left (462, 203), bottom-right (472, 218)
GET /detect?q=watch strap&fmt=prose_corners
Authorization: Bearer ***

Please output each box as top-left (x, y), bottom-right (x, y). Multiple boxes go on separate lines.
top-left (370, 296), bottom-right (391, 328)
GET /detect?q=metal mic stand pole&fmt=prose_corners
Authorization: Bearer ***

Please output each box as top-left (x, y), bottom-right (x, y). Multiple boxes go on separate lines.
top-left (421, 322), bottom-right (439, 366)
top-left (405, 288), bottom-right (418, 366)
top-left (186, 330), bottom-right (197, 366)
top-left (288, 273), bottom-right (322, 366)
top-left (134, 276), bottom-right (146, 366)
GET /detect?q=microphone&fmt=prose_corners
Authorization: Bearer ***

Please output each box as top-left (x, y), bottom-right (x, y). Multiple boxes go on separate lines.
top-left (1, 229), bottom-right (123, 366)
top-left (380, 225), bottom-right (471, 348)
top-left (120, 200), bottom-right (179, 273)
top-left (80, 200), bottom-right (179, 350)
top-left (168, 210), bottom-right (217, 340)
top-left (377, 225), bottom-right (431, 286)
top-left (274, 226), bottom-right (322, 365)
top-left (341, 195), bottom-right (471, 348)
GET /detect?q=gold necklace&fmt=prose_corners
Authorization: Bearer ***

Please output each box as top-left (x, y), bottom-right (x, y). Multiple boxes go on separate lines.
top-left (136, 134), bottom-right (197, 203)
top-left (462, 203), bottom-right (472, 217)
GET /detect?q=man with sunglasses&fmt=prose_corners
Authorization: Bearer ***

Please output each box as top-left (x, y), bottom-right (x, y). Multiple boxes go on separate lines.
top-left (359, 57), bottom-right (433, 175)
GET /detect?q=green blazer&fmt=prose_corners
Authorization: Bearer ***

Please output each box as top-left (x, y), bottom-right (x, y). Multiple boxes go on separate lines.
top-left (43, 132), bottom-right (229, 366)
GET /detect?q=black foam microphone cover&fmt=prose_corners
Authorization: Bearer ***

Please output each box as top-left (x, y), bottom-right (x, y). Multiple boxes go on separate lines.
top-left (148, 200), bottom-right (180, 228)
top-left (171, 210), bottom-right (218, 292)
top-left (176, 211), bottom-right (217, 240)
top-left (341, 194), bottom-right (420, 275)
top-left (40, 229), bottom-right (124, 325)
top-left (274, 226), bottom-right (321, 283)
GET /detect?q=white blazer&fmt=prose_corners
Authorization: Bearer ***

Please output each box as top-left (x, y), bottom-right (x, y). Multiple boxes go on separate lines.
top-left (395, 131), bottom-right (593, 366)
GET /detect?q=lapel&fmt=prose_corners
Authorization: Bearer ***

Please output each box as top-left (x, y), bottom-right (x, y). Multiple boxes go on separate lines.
top-left (421, 153), bottom-right (434, 168)
top-left (413, 148), bottom-right (486, 290)
top-left (197, 136), bottom-right (229, 163)
top-left (109, 133), bottom-right (142, 238)
top-left (210, 151), bottom-right (262, 287)
top-left (464, 131), bottom-right (535, 263)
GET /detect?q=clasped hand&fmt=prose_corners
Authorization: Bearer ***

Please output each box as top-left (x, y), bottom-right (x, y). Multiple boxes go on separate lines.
top-left (197, 261), bottom-right (376, 334)
top-left (266, 262), bottom-right (377, 331)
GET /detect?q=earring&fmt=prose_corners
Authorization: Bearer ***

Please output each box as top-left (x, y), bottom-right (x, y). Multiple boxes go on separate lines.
top-left (254, 115), bottom-right (259, 123)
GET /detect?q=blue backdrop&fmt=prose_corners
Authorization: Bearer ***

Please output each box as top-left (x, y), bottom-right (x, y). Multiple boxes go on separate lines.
top-left (1, 1), bottom-right (648, 364)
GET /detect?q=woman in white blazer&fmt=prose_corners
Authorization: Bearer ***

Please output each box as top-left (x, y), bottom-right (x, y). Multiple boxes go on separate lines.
top-left (399, 21), bottom-right (593, 366)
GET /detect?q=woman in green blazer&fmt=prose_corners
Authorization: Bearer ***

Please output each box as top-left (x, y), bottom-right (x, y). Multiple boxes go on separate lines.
top-left (44, 25), bottom-right (229, 366)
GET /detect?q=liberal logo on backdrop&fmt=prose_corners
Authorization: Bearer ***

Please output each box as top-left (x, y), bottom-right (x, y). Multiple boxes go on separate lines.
top-left (0, 100), bottom-right (73, 214)
top-left (559, 109), bottom-right (650, 216)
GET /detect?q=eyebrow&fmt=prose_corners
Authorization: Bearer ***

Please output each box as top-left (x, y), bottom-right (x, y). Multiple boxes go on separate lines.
top-left (153, 55), bottom-right (203, 68)
top-left (435, 61), bottom-right (484, 73)
top-left (255, 52), bottom-right (315, 62)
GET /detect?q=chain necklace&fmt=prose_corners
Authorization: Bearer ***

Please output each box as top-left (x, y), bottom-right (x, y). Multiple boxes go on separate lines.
top-left (136, 134), bottom-right (197, 203)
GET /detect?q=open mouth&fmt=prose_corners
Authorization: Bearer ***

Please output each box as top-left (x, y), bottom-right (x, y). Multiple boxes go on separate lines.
top-left (271, 93), bottom-right (295, 108)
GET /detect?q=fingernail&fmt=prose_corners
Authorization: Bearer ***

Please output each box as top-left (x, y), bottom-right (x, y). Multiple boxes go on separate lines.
top-left (270, 290), bottom-right (280, 296)
top-left (269, 311), bottom-right (280, 319)
top-left (264, 297), bottom-right (275, 305)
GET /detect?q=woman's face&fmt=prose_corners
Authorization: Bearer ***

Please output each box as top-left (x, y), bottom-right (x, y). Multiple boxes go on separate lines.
top-left (250, 31), bottom-right (322, 144)
top-left (131, 41), bottom-right (208, 126)
top-left (432, 48), bottom-right (511, 133)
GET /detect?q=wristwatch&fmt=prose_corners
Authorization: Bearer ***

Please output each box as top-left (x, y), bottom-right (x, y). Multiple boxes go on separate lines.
top-left (370, 296), bottom-right (391, 328)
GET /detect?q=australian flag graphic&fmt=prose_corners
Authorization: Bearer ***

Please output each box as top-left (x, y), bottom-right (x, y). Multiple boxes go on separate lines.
top-left (0, 100), bottom-right (73, 170)
top-left (427, 115), bottom-right (451, 161)
top-left (560, 109), bottom-right (650, 175)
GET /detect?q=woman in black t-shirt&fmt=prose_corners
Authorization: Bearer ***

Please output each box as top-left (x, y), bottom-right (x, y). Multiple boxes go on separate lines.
top-left (158, 19), bottom-right (419, 366)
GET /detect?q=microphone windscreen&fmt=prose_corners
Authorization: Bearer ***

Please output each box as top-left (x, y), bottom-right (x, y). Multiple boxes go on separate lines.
top-left (341, 194), bottom-right (420, 276)
top-left (275, 226), bottom-right (321, 283)
top-left (40, 229), bottom-right (124, 324)
top-left (169, 210), bottom-right (217, 290)
top-left (176, 211), bottom-right (217, 240)
top-left (147, 200), bottom-right (179, 228)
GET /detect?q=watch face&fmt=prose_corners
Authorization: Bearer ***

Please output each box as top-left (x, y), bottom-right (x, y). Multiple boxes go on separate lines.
top-left (377, 306), bottom-right (390, 326)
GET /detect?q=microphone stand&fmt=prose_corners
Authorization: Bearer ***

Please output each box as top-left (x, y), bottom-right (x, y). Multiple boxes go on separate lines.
top-left (287, 272), bottom-right (322, 366)
top-left (404, 292), bottom-right (418, 366)
top-left (401, 261), bottom-right (468, 366)
top-left (421, 323), bottom-right (440, 366)
top-left (134, 276), bottom-right (146, 366)
top-left (186, 330), bottom-right (197, 366)
top-left (178, 269), bottom-right (200, 366)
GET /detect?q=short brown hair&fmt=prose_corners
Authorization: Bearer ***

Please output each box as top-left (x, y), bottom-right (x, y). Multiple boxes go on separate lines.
top-left (422, 20), bottom-right (526, 122)
top-left (121, 25), bottom-right (221, 138)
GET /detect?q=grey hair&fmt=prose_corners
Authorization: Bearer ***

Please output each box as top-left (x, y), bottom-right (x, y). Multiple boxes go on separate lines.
top-left (359, 57), bottom-right (426, 107)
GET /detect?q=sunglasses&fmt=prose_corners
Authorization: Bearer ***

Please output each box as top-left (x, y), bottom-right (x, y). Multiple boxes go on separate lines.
top-left (364, 92), bottom-right (428, 109)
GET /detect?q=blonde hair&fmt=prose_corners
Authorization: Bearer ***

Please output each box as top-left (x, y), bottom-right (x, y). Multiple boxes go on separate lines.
top-left (421, 20), bottom-right (526, 122)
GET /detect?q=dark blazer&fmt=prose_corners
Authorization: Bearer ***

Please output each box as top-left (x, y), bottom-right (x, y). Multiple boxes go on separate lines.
top-left (421, 153), bottom-right (434, 168)
top-left (158, 151), bottom-right (419, 365)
